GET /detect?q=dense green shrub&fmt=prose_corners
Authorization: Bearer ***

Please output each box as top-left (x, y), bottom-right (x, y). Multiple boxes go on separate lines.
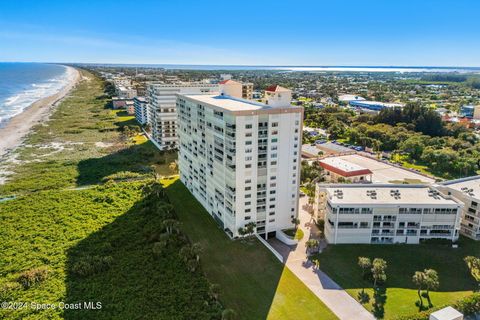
top-left (71, 256), bottom-right (113, 277)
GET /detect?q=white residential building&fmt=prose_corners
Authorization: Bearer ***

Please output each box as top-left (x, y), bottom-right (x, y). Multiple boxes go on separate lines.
top-left (134, 96), bottom-right (148, 125)
top-left (177, 85), bottom-right (303, 238)
top-left (146, 83), bottom-right (218, 150)
top-left (218, 79), bottom-right (254, 100)
top-left (316, 184), bottom-right (462, 244)
top-left (436, 176), bottom-right (480, 240)
top-left (116, 85), bottom-right (137, 99)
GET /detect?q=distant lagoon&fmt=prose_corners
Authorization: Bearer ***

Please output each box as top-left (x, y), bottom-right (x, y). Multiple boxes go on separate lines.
top-left (77, 63), bottom-right (480, 73)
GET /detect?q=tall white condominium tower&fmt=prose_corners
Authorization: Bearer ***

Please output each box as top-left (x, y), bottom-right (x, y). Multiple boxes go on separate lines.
top-left (177, 83), bottom-right (303, 238)
top-left (146, 83), bottom-right (218, 150)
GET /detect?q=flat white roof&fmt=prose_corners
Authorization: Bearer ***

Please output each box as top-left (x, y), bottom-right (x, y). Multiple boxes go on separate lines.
top-left (440, 176), bottom-right (480, 199)
top-left (321, 184), bottom-right (460, 206)
top-left (320, 157), bottom-right (369, 173)
top-left (339, 94), bottom-right (365, 102)
top-left (330, 154), bottom-right (435, 184)
top-left (429, 306), bottom-right (463, 320)
top-left (182, 94), bottom-right (274, 111)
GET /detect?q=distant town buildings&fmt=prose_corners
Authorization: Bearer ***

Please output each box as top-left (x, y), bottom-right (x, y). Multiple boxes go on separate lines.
top-left (177, 83), bottom-right (303, 238)
top-left (218, 79), bottom-right (254, 100)
top-left (338, 94), bottom-right (366, 103)
top-left (459, 105), bottom-right (480, 119)
top-left (349, 100), bottom-right (404, 112)
top-left (316, 184), bottom-right (462, 244)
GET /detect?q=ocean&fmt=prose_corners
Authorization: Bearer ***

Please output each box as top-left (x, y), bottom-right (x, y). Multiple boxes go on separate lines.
top-left (0, 63), bottom-right (72, 127)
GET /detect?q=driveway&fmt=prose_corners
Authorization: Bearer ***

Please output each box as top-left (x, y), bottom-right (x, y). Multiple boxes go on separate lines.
top-left (269, 196), bottom-right (375, 320)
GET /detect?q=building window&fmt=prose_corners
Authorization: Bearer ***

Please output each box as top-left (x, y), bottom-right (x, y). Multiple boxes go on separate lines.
top-left (245, 201), bottom-right (251, 205)
top-left (245, 194), bottom-right (251, 198)
top-left (271, 122), bottom-right (278, 127)
top-left (271, 138), bottom-right (278, 143)
top-left (245, 215), bottom-right (251, 219)
top-left (271, 161), bottom-right (277, 165)
top-left (245, 179), bottom-right (251, 183)
top-left (246, 140), bottom-right (252, 145)
top-left (245, 124), bottom-right (253, 129)
top-left (246, 132), bottom-right (252, 137)
top-left (245, 186), bottom-right (251, 191)
top-left (271, 176), bottom-right (276, 180)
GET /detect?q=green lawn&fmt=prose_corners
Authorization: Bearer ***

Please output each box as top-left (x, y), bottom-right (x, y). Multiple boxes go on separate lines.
top-left (315, 238), bottom-right (479, 319)
top-left (162, 178), bottom-right (337, 320)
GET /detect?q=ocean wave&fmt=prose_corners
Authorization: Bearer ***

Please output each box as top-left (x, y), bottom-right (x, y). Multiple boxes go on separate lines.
top-left (0, 65), bottom-right (74, 127)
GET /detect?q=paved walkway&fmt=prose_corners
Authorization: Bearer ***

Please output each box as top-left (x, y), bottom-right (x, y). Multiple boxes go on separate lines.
top-left (269, 197), bottom-right (375, 320)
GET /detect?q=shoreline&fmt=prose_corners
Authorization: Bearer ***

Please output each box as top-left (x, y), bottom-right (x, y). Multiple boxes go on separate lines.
top-left (0, 66), bottom-right (81, 160)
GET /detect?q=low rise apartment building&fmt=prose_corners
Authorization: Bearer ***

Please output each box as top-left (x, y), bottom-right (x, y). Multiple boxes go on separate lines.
top-left (436, 176), bottom-right (480, 240)
top-left (315, 184), bottom-right (462, 244)
top-left (177, 84), bottom-right (302, 238)
top-left (146, 83), bottom-right (218, 150)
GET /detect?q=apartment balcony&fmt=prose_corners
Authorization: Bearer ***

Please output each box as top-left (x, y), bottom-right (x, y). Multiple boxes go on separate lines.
top-left (373, 216), bottom-right (397, 222)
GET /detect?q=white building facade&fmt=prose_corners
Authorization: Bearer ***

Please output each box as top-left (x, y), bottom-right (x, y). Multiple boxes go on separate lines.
top-left (177, 87), bottom-right (303, 238)
top-left (436, 176), bottom-right (480, 240)
top-left (146, 83), bottom-right (218, 150)
top-left (316, 184), bottom-right (462, 244)
top-left (134, 97), bottom-right (148, 124)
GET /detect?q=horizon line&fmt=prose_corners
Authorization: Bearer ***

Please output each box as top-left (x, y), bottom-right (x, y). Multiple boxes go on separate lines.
top-left (1, 61), bottom-right (480, 69)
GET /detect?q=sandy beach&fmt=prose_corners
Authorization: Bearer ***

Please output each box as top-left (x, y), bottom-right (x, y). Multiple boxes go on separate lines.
top-left (0, 66), bottom-right (81, 160)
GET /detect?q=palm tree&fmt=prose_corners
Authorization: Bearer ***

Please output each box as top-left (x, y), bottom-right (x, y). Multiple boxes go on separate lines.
top-left (291, 217), bottom-right (300, 230)
top-left (179, 245), bottom-right (192, 263)
top-left (221, 309), bottom-right (237, 320)
top-left (187, 258), bottom-right (199, 272)
top-left (412, 271), bottom-right (426, 308)
top-left (244, 222), bottom-right (256, 237)
top-left (465, 256), bottom-right (480, 289)
top-left (168, 161), bottom-right (178, 174)
top-left (358, 257), bottom-right (372, 280)
top-left (209, 283), bottom-right (220, 301)
top-left (371, 258), bottom-right (387, 289)
top-left (191, 243), bottom-right (202, 262)
top-left (424, 269), bottom-right (439, 298)
top-left (238, 227), bottom-right (246, 237)
top-left (305, 239), bottom-right (319, 254)
top-left (163, 219), bottom-right (180, 234)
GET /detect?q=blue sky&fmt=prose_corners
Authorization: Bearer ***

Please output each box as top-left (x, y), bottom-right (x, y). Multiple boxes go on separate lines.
top-left (0, 0), bottom-right (479, 66)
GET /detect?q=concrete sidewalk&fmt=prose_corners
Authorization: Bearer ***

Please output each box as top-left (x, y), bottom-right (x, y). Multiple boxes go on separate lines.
top-left (269, 197), bottom-right (375, 320)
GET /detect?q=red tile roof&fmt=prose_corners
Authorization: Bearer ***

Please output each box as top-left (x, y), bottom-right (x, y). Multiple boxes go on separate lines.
top-left (265, 85), bottom-right (279, 92)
